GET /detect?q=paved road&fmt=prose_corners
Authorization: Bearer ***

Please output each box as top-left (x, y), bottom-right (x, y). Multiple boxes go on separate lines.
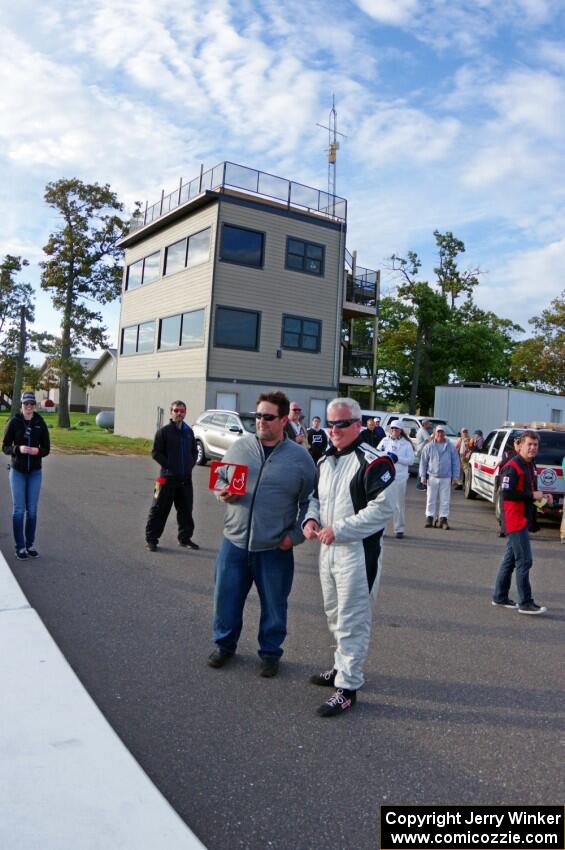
top-left (1, 455), bottom-right (564, 850)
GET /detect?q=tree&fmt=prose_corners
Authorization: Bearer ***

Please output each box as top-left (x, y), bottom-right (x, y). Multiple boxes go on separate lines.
top-left (0, 255), bottom-right (37, 411)
top-left (511, 290), bottom-right (565, 392)
top-left (433, 230), bottom-right (480, 310)
top-left (40, 178), bottom-right (126, 427)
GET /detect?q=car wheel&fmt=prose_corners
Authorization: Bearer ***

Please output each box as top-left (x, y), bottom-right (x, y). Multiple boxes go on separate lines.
top-left (464, 468), bottom-right (476, 499)
top-left (195, 440), bottom-right (207, 466)
top-left (495, 487), bottom-right (502, 521)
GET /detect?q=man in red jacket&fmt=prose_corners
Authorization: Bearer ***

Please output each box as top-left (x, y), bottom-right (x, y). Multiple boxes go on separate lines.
top-left (492, 430), bottom-right (552, 615)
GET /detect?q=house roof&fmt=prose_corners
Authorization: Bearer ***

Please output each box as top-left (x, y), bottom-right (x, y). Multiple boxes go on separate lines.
top-left (86, 349), bottom-right (117, 379)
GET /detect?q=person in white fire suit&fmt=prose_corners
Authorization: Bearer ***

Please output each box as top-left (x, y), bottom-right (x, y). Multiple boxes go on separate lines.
top-left (303, 397), bottom-right (396, 718)
top-left (377, 420), bottom-right (415, 538)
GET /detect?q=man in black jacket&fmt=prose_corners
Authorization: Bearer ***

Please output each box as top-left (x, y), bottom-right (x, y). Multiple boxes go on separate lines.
top-left (307, 416), bottom-right (329, 463)
top-left (145, 400), bottom-right (199, 552)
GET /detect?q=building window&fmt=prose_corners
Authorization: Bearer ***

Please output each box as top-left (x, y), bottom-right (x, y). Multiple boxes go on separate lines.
top-left (163, 227), bottom-right (211, 277)
top-left (164, 238), bottom-right (187, 276)
top-left (187, 228), bottom-right (211, 267)
top-left (285, 238), bottom-right (324, 276)
top-left (282, 315), bottom-right (321, 352)
top-left (214, 306), bottom-right (260, 351)
top-left (220, 224), bottom-right (264, 268)
top-left (158, 314), bottom-right (182, 350)
top-left (120, 321), bottom-right (155, 355)
top-left (158, 309), bottom-right (205, 350)
top-left (181, 309), bottom-right (205, 347)
top-left (125, 251), bottom-right (161, 290)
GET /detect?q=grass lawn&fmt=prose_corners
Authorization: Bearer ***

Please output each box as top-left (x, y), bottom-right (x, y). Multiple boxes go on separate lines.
top-left (0, 411), bottom-right (152, 456)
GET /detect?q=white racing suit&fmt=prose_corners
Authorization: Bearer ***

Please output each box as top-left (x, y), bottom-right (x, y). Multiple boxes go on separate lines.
top-left (305, 438), bottom-right (396, 691)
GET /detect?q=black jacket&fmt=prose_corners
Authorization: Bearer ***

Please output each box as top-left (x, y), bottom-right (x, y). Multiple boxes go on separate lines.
top-left (2, 412), bottom-right (51, 473)
top-left (152, 420), bottom-right (198, 481)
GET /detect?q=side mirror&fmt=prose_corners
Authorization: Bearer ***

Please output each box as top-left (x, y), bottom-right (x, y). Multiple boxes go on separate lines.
top-left (229, 426), bottom-right (243, 433)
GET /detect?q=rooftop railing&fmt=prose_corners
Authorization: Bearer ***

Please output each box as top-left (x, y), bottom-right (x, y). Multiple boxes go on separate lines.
top-left (128, 161), bottom-right (347, 232)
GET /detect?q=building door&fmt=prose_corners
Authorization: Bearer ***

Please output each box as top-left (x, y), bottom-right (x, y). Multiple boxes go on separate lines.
top-left (216, 391), bottom-right (238, 411)
top-left (309, 398), bottom-right (328, 426)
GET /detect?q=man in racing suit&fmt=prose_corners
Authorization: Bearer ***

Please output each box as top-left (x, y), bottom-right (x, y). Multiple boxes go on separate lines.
top-left (303, 397), bottom-right (396, 717)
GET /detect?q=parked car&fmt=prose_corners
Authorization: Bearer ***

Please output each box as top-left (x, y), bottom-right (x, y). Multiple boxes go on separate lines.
top-left (360, 412), bottom-right (457, 473)
top-left (465, 423), bottom-right (565, 520)
top-left (192, 409), bottom-right (256, 465)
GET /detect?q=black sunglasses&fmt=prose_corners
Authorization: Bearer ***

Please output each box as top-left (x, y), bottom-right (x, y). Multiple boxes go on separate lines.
top-left (327, 418), bottom-right (360, 429)
top-left (255, 412), bottom-right (279, 421)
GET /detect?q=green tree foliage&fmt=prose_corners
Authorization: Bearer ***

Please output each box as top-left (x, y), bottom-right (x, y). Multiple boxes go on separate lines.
top-left (40, 178), bottom-right (126, 427)
top-left (374, 233), bottom-right (522, 412)
top-left (511, 290), bottom-right (565, 392)
top-left (0, 255), bottom-right (36, 409)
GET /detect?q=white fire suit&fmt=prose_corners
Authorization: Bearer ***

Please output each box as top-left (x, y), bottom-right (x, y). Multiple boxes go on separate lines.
top-left (304, 438), bottom-right (396, 691)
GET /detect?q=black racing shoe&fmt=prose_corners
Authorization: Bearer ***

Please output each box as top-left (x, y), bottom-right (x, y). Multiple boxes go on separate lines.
top-left (317, 688), bottom-right (357, 718)
top-left (439, 517), bottom-right (450, 530)
top-left (491, 598), bottom-right (517, 609)
top-left (15, 549), bottom-right (28, 560)
top-left (309, 668), bottom-right (337, 687)
top-left (145, 541), bottom-right (158, 552)
top-left (425, 516), bottom-right (433, 528)
top-left (207, 649), bottom-right (234, 668)
top-left (517, 602), bottom-right (547, 615)
top-left (179, 540), bottom-right (200, 550)
top-left (26, 547), bottom-right (39, 558)
top-left (259, 657), bottom-right (279, 678)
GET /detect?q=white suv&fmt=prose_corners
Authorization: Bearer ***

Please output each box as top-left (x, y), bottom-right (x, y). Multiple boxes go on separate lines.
top-left (465, 425), bottom-right (565, 520)
top-left (192, 410), bottom-right (256, 465)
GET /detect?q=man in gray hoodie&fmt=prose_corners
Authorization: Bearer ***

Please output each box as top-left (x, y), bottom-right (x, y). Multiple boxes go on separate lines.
top-left (208, 390), bottom-right (316, 678)
top-left (419, 425), bottom-right (460, 529)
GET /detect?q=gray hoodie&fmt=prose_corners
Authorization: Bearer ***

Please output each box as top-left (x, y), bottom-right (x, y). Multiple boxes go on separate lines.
top-left (218, 434), bottom-right (317, 552)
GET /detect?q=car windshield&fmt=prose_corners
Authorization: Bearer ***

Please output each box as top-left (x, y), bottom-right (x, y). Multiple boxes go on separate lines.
top-left (429, 419), bottom-right (457, 437)
top-left (537, 432), bottom-right (565, 465)
top-left (239, 414), bottom-right (257, 434)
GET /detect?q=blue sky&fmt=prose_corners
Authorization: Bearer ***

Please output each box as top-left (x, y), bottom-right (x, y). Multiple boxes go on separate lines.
top-left (2, 0), bottom-right (565, 360)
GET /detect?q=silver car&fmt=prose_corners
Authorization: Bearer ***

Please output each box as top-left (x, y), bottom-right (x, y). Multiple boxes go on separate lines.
top-left (192, 409), bottom-right (257, 465)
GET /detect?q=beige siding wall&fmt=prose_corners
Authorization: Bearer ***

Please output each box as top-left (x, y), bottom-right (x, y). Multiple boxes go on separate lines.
top-left (117, 203), bottom-right (217, 384)
top-left (86, 356), bottom-right (117, 411)
top-left (114, 377), bottom-right (207, 439)
top-left (209, 199), bottom-right (343, 389)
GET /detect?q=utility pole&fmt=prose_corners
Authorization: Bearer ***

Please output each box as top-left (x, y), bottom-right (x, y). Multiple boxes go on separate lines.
top-left (11, 305), bottom-right (27, 416)
top-left (317, 95), bottom-right (347, 213)
top-left (370, 272), bottom-right (381, 409)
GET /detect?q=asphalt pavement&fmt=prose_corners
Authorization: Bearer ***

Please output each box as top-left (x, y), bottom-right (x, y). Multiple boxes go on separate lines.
top-left (1, 455), bottom-right (563, 850)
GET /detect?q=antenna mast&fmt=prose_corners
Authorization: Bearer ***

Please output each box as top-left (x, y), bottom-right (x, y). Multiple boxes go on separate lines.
top-left (317, 95), bottom-right (347, 210)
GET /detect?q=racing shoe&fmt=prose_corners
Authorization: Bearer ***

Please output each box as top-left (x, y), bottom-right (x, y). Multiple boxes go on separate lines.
top-left (317, 688), bottom-right (357, 718)
top-left (517, 602), bottom-right (547, 615)
top-left (439, 517), bottom-right (450, 530)
top-left (425, 516), bottom-right (433, 528)
top-left (309, 668), bottom-right (337, 687)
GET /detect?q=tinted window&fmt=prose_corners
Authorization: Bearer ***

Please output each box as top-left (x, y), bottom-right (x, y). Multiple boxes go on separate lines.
top-left (282, 315), bottom-right (321, 352)
top-left (159, 314), bottom-right (182, 349)
top-left (239, 414), bottom-right (257, 434)
top-left (537, 432), bottom-right (565, 465)
top-left (187, 228), bottom-right (211, 267)
top-left (482, 431), bottom-right (497, 453)
top-left (137, 321), bottom-right (155, 353)
top-left (428, 419), bottom-right (456, 436)
top-left (181, 309), bottom-right (205, 348)
top-left (491, 432), bottom-right (506, 455)
top-left (143, 252), bottom-right (160, 284)
top-left (164, 239), bottom-right (187, 276)
top-left (215, 306), bottom-right (260, 350)
top-left (126, 260), bottom-right (143, 291)
top-left (220, 224), bottom-right (264, 268)
top-left (226, 415), bottom-right (241, 430)
top-left (286, 238), bottom-right (325, 276)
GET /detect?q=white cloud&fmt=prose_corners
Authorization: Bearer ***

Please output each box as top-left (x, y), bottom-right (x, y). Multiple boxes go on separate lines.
top-left (353, 106), bottom-right (461, 167)
top-left (354, 0), bottom-right (421, 26)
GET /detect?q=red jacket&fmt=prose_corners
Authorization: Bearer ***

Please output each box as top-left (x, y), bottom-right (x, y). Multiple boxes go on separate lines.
top-left (501, 456), bottom-right (537, 533)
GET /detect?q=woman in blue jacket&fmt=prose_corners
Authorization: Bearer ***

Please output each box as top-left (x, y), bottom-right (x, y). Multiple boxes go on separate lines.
top-left (2, 392), bottom-right (50, 559)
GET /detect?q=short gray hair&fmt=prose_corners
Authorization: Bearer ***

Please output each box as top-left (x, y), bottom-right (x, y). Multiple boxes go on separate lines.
top-left (327, 397), bottom-right (362, 419)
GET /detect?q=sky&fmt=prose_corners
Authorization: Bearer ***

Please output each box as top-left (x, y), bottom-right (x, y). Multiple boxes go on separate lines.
top-left (2, 0), bottom-right (565, 362)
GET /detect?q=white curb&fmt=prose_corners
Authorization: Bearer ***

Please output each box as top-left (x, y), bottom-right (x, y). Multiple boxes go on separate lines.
top-left (0, 550), bottom-right (206, 850)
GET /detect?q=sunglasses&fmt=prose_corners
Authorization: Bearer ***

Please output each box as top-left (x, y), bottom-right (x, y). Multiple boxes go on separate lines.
top-left (327, 418), bottom-right (360, 429)
top-left (22, 402), bottom-right (36, 407)
top-left (290, 408), bottom-right (302, 413)
top-left (255, 412), bottom-right (279, 421)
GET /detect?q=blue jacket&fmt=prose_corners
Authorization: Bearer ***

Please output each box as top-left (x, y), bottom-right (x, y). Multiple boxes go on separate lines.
top-left (419, 440), bottom-right (460, 480)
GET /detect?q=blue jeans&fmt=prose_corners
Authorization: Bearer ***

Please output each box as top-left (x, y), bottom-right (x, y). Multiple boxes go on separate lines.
top-left (493, 527), bottom-right (533, 605)
top-left (213, 537), bottom-right (294, 658)
top-left (9, 469), bottom-right (42, 551)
